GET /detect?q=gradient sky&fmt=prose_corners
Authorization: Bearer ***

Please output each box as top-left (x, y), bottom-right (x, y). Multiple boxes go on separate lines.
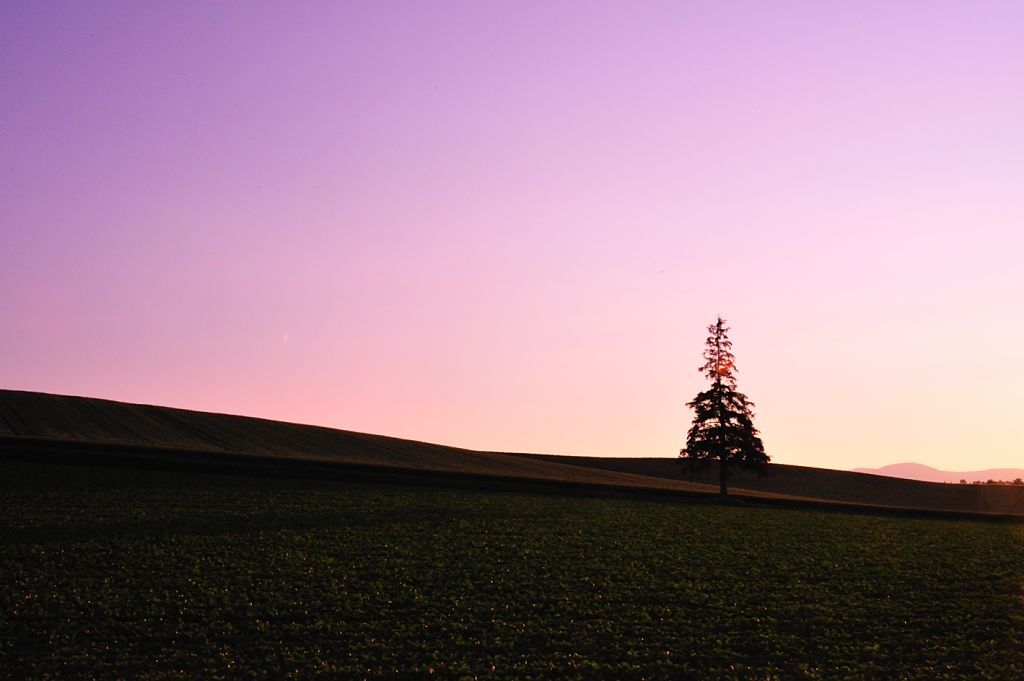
top-left (3, 2), bottom-right (1023, 470)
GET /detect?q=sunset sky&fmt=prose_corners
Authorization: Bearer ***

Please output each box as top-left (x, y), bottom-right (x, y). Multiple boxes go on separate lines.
top-left (3, 2), bottom-right (1022, 470)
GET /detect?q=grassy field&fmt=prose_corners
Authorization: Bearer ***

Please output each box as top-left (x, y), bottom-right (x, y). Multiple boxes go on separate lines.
top-left (3, 460), bottom-right (1024, 679)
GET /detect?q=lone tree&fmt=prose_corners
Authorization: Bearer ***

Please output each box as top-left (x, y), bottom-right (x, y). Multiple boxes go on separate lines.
top-left (680, 317), bottom-right (768, 496)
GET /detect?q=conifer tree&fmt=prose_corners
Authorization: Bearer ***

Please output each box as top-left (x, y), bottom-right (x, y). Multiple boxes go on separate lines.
top-left (680, 317), bottom-right (768, 496)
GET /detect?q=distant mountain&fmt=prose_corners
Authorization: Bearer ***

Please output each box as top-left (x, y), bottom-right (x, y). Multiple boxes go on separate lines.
top-left (852, 462), bottom-right (1024, 484)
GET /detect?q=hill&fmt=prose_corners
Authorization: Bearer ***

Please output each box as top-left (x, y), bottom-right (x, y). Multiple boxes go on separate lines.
top-left (512, 455), bottom-right (1024, 516)
top-left (0, 389), bottom-right (725, 497)
top-left (3, 389), bottom-right (1024, 517)
top-left (852, 462), bottom-right (1024, 484)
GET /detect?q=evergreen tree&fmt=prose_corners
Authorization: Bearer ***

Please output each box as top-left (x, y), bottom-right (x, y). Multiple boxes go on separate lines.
top-left (680, 317), bottom-right (768, 496)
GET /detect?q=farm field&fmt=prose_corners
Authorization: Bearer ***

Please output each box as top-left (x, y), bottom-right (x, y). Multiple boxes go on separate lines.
top-left (3, 459), bottom-right (1024, 679)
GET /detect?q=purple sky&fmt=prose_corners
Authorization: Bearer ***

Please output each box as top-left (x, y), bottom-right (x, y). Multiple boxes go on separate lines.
top-left (3, 2), bottom-right (1023, 469)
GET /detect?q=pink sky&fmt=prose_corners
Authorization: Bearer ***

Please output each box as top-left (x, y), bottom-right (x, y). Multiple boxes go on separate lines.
top-left (3, 2), bottom-right (1023, 470)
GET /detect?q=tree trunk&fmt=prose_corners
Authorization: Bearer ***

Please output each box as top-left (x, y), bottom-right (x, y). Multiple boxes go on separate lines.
top-left (714, 374), bottom-right (728, 497)
top-left (719, 455), bottom-right (728, 496)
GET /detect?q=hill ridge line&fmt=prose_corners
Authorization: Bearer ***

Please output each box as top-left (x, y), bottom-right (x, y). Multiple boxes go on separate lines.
top-left (4, 389), bottom-right (1024, 518)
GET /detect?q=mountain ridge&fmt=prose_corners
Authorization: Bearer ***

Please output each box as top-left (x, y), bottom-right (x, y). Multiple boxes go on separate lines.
top-left (852, 462), bottom-right (1024, 484)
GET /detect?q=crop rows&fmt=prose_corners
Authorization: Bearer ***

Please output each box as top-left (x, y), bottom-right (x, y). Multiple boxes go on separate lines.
top-left (2, 460), bottom-right (1024, 679)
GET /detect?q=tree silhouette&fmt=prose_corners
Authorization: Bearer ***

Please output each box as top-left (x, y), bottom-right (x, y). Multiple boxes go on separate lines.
top-left (680, 317), bottom-right (768, 496)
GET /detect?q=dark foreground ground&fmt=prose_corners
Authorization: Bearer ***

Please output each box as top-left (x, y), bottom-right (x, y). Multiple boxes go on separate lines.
top-left (3, 459), bottom-right (1024, 680)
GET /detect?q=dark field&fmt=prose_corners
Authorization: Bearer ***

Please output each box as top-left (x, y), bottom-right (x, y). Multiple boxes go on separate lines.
top-left (3, 460), bottom-right (1024, 680)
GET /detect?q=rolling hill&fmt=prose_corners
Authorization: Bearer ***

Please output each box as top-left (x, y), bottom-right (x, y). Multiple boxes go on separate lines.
top-left (513, 454), bottom-right (1024, 516)
top-left (3, 389), bottom-right (1024, 517)
top-left (0, 389), bottom-right (725, 497)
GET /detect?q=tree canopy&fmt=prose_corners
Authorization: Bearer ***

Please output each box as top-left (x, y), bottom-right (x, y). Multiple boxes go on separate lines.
top-left (680, 317), bottom-right (768, 496)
